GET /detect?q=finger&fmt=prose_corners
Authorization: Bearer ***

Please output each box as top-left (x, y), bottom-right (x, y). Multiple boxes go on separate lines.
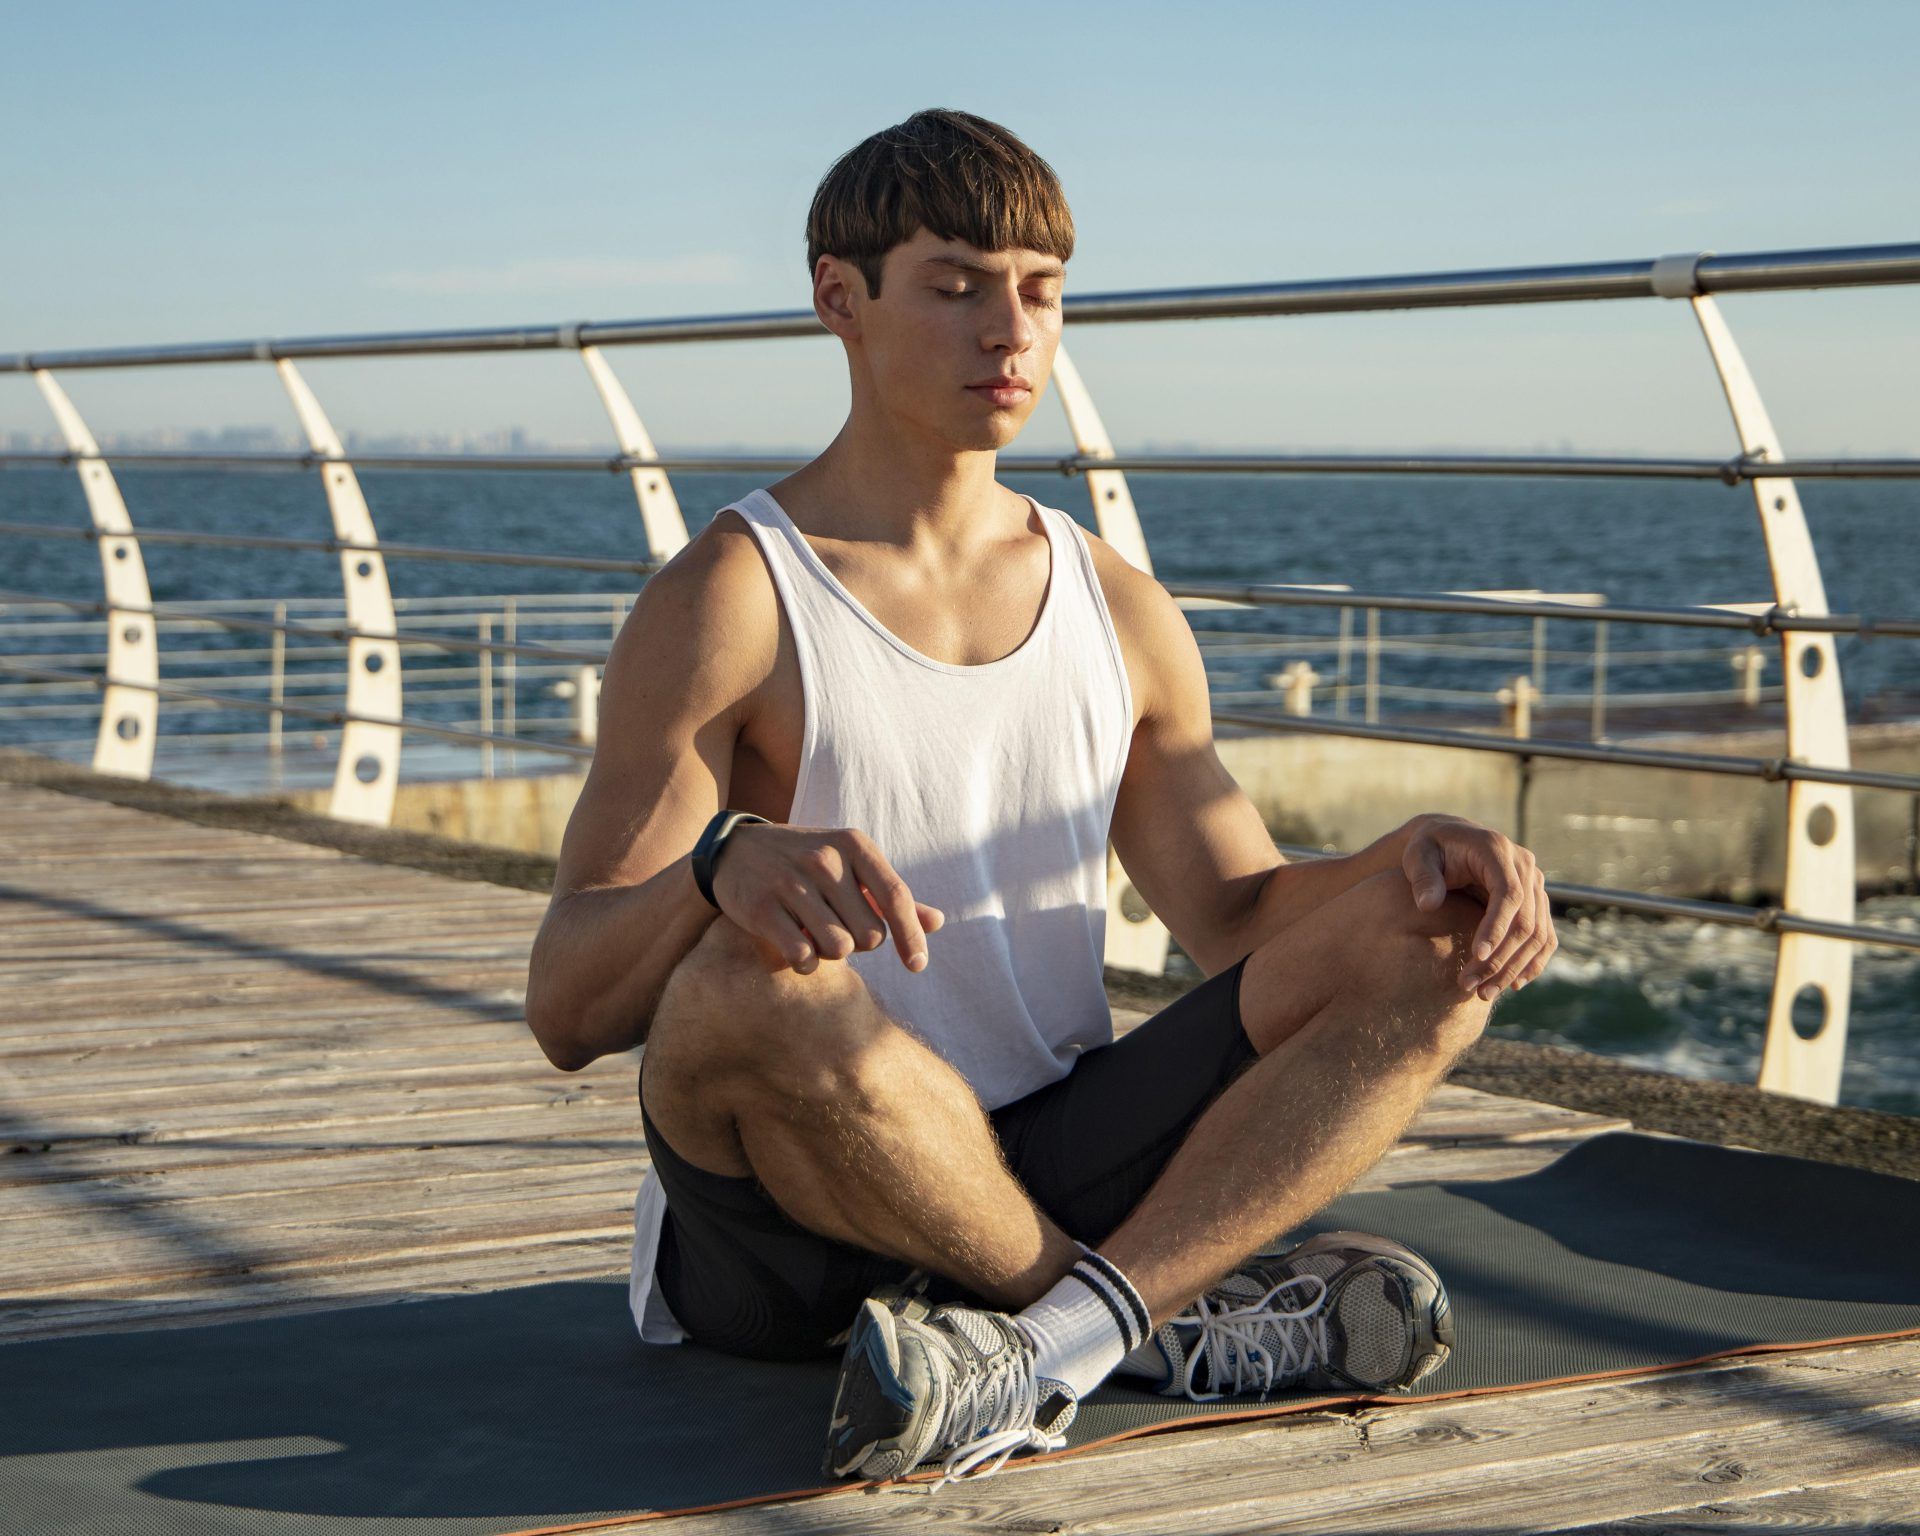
top-left (1515, 879), bottom-right (1559, 988)
top-left (786, 885), bottom-right (858, 964)
top-left (1484, 875), bottom-right (1552, 996)
top-left (1468, 861), bottom-right (1538, 986)
top-left (820, 875), bottom-right (888, 957)
top-left (1401, 833), bottom-right (1449, 911)
top-left (848, 839), bottom-right (931, 971)
top-left (756, 900), bottom-right (820, 973)
top-left (1468, 853), bottom-right (1526, 966)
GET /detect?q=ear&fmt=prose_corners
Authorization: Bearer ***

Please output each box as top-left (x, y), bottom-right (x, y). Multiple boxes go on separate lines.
top-left (813, 254), bottom-right (862, 341)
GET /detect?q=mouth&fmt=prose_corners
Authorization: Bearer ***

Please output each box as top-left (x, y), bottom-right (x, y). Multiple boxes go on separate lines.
top-left (966, 381), bottom-right (1032, 406)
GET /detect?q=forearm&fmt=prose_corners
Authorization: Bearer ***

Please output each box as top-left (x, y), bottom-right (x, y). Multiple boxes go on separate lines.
top-left (1233, 815), bottom-right (1430, 958)
top-left (524, 853), bottom-right (719, 1070)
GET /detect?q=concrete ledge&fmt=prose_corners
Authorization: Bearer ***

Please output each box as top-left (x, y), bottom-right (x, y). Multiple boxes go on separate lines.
top-left (6, 747), bottom-right (1915, 1182)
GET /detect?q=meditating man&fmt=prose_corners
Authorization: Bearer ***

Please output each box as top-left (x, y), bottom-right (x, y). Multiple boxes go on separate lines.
top-left (524, 108), bottom-right (1558, 1485)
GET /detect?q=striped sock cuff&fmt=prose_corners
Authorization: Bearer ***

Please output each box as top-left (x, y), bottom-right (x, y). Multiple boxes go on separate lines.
top-left (1069, 1250), bottom-right (1150, 1352)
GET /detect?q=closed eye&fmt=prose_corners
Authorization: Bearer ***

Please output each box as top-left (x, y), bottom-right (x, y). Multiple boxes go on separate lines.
top-left (936, 289), bottom-right (1059, 308)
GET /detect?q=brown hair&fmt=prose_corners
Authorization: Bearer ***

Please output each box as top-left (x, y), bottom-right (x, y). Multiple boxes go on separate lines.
top-left (805, 109), bottom-right (1075, 299)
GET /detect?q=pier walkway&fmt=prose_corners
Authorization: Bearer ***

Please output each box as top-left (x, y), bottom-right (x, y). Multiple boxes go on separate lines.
top-left (3, 781), bottom-right (1917, 1531)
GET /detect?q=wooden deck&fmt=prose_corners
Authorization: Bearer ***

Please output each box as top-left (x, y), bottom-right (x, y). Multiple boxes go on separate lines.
top-left (3, 780), bottom-right (1916, 1532)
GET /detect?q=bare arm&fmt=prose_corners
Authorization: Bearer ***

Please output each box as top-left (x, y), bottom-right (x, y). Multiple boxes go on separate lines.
top-left (1097, 534), bottom-right (1427, 974)
top-left (523, 526), bottom-right (768, 1071)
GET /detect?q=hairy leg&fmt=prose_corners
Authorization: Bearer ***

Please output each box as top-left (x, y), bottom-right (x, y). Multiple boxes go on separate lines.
top-left (640, 916), bottom-right (1080, 1310)
top-left (1101, 868), bottom-right (1493, 1325)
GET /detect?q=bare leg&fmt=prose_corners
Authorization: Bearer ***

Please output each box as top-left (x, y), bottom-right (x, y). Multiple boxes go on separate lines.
top-left (641, 916), bottom-right (1080, 1310)
top-left (1101, 867), bottom-right (1493, 1325)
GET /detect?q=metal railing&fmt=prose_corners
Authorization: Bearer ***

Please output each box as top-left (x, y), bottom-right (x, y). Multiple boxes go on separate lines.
top-left (3, 239), bottom-right (1917, 1107)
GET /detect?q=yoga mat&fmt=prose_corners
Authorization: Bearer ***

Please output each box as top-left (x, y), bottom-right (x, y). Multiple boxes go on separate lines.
top-left (3, 1132), bottom-right (1917, 1534)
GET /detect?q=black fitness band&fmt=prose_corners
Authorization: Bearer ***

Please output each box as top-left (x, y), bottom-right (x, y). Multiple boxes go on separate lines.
top-left (690, 810), bottom-right (770, 909)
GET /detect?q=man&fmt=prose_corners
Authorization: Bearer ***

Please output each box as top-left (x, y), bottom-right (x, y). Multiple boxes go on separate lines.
top-left (525, 108), bottom-right (1557, 1486)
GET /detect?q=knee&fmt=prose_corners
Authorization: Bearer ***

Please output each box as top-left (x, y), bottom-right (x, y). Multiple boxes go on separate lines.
top-left (1336, 870), bottom-right (1492, 1047)
top-left (649, 914), bottom-right (879, 1090)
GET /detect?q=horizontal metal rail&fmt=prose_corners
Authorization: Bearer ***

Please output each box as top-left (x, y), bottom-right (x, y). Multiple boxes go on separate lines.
top-left (5, 242), bottom-right (1915, 372)
top-left (1216, 707), bottom-right (1920, 795)
top-left (1158, 580), bottom-right (1920, 640)
top-left (0, 589), bottom-right (609, 666)
top-left (0, 519), bottom-right (660, 577)
top-left (1273, 841), bottom-right (1920, 955)
top-left (0, 657), bottom-right (592, 760)
top-left (4, 518), bottom-right (1918, 641)
top-left (4, 447), bottom-right (1920, 482)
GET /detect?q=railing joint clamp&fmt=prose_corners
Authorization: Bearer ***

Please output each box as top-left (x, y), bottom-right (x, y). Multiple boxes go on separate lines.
top-left (1650, 251), bottom-right (1715, 299)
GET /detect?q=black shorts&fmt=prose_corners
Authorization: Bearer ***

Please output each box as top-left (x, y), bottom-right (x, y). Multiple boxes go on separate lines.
top-left (640, 953), bottom-right (1258, 1361)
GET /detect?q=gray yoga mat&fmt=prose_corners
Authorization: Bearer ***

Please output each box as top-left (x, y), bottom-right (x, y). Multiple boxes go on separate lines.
top-left (3, 1132), bottom-right (1917, 1534)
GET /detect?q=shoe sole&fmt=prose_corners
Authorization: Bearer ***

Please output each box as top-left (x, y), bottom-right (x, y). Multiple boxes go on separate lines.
top-left (821, 1291), bottom-right (937, 1480)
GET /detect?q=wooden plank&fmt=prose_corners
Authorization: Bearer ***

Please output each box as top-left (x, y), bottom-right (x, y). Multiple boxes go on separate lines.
top-left (1562, 1463), bottom-right (1920, 1530)
top-left (612, 1340), bottom-right (1920, 1534)
top-left (1, 1096), bottom-right (647, 1182)
top-left (0, 1239), bottom-right (631, 1342)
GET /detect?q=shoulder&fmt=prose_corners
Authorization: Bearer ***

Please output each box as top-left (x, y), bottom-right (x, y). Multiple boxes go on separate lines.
top-left (603, 506), bottom-right (782, 719)
top-left (1072, 516), bottom-right (1197, 727)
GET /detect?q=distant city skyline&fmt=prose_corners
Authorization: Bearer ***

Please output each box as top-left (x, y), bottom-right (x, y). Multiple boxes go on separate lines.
top-left (4, 1), bottom-right (1915, 458)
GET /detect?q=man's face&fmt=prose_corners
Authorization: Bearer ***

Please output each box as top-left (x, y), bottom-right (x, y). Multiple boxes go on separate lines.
top-left (824, 227), bottom-right (1065, 452)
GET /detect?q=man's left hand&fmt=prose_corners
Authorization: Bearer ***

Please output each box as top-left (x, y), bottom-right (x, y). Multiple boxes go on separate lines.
top-left (1400, 814), bottom-right (1558, 999)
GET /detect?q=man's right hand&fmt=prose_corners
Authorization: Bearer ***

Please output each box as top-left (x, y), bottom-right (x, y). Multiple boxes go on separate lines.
top-left (710, 824), bottom-right (944, 976)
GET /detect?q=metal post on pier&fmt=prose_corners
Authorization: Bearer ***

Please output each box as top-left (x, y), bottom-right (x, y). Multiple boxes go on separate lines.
top-left (1590, 621), bottom-right (1609, 739)
top-left (1335, 606), bottom-right (1353, 718)
top-left (502, 597), bottom-right (518, 767)
top-left (1364, 609), bottom-right (1381, 724)
top-left (269, 601), bottom-right (286, 754)
top-left (478, 614), bottom-right (494, 779)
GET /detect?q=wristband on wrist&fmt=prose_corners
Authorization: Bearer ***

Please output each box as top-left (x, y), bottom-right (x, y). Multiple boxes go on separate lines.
top-left (690, 810), bottom-right (770, 909)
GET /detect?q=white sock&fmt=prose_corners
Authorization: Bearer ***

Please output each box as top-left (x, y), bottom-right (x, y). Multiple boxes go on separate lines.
top-left (1015, 1248), bottom-right (1150, 1402)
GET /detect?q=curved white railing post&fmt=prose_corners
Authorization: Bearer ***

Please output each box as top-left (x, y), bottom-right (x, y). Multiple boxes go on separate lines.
top-left (576, 341), bottom-right (690, 561)
top-left (1048, 343), bottom-right (1171, 974)
top-left (275, 359), bottom-right (401, 825)
top-left (33, 371), bottom-right (158, 778)
top-left (1050, 343), bottom-right (1153, 575)
top-left (1657, 255), bottom-right (1857, 1103)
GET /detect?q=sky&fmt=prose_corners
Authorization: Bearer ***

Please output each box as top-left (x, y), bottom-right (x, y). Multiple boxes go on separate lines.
top-left (3, 0), bottom-right (1916, 455)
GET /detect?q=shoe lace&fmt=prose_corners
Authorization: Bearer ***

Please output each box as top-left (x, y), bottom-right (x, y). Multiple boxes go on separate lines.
top-left (1180, 1272), bottom-right (1331, 1401)
top-left (923, 1316), bottom-right (1070, 1485)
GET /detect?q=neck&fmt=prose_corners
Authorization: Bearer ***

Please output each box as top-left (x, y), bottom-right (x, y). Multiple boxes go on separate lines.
top-left (771, 409), bottom-right (1022, 558)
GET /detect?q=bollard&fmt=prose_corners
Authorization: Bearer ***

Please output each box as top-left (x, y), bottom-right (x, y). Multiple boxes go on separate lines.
top-left (572, 665), bottom-right (600, 745)
top-left (1265, 660), bottom-right (1321, 716)
top-left (1731, 645), bottom-right (1769, 706)
top-left (1497, 674), bottom-right (1539, 738)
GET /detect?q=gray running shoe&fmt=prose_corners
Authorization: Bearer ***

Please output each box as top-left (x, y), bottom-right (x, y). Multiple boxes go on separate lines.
top-left (1127, 1230), bottom-right (1454, 1400)
top-left (823, 1285), bottom-right (1078, 1484)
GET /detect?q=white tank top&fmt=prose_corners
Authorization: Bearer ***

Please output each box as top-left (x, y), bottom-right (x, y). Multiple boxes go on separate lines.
top-left (628, 485), bottom-right (1134, 1342)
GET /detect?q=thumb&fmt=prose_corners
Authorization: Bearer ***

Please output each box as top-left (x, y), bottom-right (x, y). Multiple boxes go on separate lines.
top-left (1405, 844), bottom-right (1447, 910)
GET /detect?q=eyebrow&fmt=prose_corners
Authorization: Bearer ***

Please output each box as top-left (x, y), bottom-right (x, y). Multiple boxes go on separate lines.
top-left (919, 255), bottom-right (1065, 281)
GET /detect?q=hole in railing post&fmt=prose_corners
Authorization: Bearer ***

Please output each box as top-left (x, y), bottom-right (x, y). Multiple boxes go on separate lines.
top-left (1806, 803), bottom-right (1837, 847)
top-left (1789, 982), bottom-right (1828, 1042)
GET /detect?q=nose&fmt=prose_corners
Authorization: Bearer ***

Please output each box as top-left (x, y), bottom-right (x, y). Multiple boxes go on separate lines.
top-left (980, 283), bottom-right (1037, 357)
